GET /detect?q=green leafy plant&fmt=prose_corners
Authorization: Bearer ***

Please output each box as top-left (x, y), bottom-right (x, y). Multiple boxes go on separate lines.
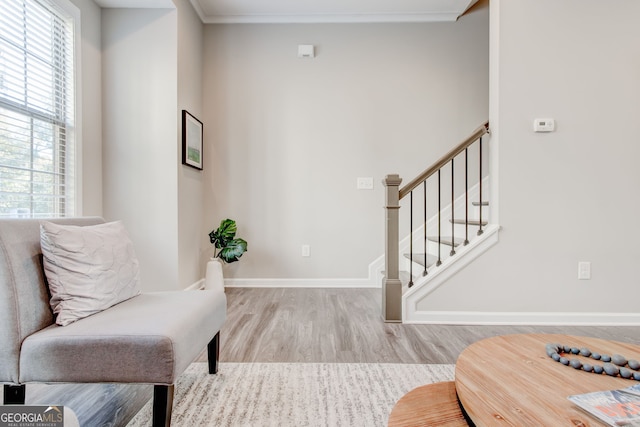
top-left (208, 219), bottom-right (248, 264)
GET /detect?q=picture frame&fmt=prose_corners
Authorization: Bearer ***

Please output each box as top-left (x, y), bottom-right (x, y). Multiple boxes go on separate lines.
top-left (182, 110), bottom-right (203, 170)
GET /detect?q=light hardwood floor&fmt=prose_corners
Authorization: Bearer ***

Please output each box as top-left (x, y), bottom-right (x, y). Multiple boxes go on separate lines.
top-left (216, 288), bottom-right (640, 364)
top-left (10, 287), bottom-right (640, 426)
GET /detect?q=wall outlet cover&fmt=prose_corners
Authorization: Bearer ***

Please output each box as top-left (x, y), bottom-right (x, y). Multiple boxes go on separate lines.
top-left (357, 177), bottom-right (374, 190)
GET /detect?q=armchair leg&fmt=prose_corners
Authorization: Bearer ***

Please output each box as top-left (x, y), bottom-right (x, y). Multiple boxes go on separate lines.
top-left (207, 332), bottom-right (220, 374)
top-left (4, 385), bottom-right (26, 404)
top-left (152, 385), bottom-right (174, 427)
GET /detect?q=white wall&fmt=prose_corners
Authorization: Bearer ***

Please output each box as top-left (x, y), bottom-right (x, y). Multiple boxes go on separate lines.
top-left (417, 0), bottom-right (640, 318)
top-left (69, 0), bottom-right (102, 216)
top-left (202, 3), bottom-right (489, 282)
top-left (102, 8), bottom-right (179, 291)
top-left (175, 0), bottom-right (206, 288)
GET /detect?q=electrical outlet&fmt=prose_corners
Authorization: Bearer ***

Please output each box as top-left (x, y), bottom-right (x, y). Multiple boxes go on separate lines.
top-left (302, 245), bottom-right (310, 257)
top-left (578, 261), bottom-right (591, 280)
top-left (357, 177), bottom-right (374, 190)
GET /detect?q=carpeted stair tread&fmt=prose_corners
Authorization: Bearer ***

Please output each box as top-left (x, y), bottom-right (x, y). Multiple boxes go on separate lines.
top-left (404, 253), bottom-right (438, 268)
top-left (399, 270), bottom-right (412, 285)
top-left (450, 218), bottom-right (488, 226)
top-left (400, 271), bottom-right (424, 291)
top-left (427, 236), bottom-right (465, 247)
top-left (382, 271), bottom-right (415, 291)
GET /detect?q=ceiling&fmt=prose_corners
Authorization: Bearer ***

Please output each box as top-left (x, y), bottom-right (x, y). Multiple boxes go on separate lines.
top-left (95, 0), bottom-right (480, 24)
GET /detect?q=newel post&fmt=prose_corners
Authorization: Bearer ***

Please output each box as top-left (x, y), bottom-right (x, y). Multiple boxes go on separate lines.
top-left (383, 174), bottom-right (402, 322)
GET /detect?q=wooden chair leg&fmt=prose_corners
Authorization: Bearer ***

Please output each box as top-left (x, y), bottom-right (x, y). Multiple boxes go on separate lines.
top-left (152, 384), bottom-right (174, 427)
top-left (207, 332), bottom-right (220, 374)
top-left (3, 385), bottom-right (26, 405)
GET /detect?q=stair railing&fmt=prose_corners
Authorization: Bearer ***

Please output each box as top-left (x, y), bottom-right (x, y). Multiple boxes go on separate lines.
top-left (382, 121), bottom-right (489, 322)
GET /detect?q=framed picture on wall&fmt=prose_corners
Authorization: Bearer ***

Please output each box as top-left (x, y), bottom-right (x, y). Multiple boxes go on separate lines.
top-left (182, 110), bottom-right (203, 170)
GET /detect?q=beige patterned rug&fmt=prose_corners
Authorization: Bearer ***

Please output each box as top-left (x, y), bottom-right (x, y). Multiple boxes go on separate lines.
top-left (127, 363), bottom-right (454, 427)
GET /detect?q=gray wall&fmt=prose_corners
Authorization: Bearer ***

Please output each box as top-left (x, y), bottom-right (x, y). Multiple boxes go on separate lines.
top-left (71, 0), bottom-right (640, 321)
top-left (101, 1), bottom-right (207, 291)
top-left (176, 0), bottom-right (207, 288)
top-left (417, 0), bottom-right (640, 318)
top-left (202, 4), bottom-right (489, 283)
top-left (69, 0), bottom-right (102, 216)
top-left (102, 8), bottom-right (179, 291)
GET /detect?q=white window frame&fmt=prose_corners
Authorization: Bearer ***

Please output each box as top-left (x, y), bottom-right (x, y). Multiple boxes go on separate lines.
top-left (0, 0), bottom-right (82, 218)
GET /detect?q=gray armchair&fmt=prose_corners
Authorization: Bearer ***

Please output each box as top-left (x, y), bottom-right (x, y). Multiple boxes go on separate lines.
top-left (0, 217), bottom-right (226, 427)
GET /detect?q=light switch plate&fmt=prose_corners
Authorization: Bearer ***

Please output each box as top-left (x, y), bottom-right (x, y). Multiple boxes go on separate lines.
top-left (357, 177), bottom-right (374, 190)
top-left (298, 45), bottom-right (315, 58)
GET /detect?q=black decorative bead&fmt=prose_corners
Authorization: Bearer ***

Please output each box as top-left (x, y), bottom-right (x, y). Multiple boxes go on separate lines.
top-left (612, 354), bottom-right (627, 366)
top-left (546, 343), bottom-right (640, 381)
top-left (620, 368), bottom-right (633, 379)
top-left (604, 363), bottom-right (620, 376)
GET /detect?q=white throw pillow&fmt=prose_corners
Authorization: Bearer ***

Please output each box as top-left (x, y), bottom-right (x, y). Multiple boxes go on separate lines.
top-left (40, 220), bottom-right (141, 326)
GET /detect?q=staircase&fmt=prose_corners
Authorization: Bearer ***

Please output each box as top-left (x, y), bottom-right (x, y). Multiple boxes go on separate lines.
top-left (406, 200), bottom-right (488, 279)
top-left (382, 121), bottom-right (499, 322)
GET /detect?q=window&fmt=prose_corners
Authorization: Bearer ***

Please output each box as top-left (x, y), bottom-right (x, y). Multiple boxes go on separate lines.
top-left (0, 0), bottom-right (77, 218)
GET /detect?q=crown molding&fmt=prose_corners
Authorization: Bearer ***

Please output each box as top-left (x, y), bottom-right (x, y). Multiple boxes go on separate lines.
top-left (197, 12), bottom-right (461, 24)
top-left (95, 0), bottom-right (174, 8)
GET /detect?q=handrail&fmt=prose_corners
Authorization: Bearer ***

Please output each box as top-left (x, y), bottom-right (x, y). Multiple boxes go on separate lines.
top-left (399, 121), bottom-right (489, 200)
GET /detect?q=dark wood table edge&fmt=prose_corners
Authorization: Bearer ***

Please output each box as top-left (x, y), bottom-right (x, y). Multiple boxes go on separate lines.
top-left (457, 391), bottom-right (476, 426)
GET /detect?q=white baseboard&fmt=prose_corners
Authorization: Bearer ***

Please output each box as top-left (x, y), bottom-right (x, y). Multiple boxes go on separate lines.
top-left (224, 277), bottom-right (377, 288)
top-left (404, 310), bottom-right (640, 326)
top-left (189, 278), bottom-right (640, 325)
top-left (184, 279), bottom-right (205, 291)
top-left (191, 259), bottom-right (382, 290)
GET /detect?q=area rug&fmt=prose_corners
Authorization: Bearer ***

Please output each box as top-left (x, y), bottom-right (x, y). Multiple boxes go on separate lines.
top-left (127, 363), bottom-right (455, 427)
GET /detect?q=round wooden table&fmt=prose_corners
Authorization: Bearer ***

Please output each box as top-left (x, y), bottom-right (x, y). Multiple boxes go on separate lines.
top-left (388, 381), bottom-right (467, 426)
top-left (455, 334), bottom-right (640, 426)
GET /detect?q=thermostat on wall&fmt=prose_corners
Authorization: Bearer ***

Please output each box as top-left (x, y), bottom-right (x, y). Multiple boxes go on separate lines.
top-left (298, 45), bottom-right (315, 58)
top-left (533, 118), bottom-right (555, 132)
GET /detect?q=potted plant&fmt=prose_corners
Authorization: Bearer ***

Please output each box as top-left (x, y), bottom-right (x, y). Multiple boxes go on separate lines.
top-left (205, 219), bottom-right (247, 290)
top-left (209, 218), bottom-right (248, 263)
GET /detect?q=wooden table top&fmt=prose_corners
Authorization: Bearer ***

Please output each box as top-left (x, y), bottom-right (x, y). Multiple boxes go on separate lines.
top-left (388, 381), bottom-right (467, 427)
top-left (455, 334), bottom-right (640, 426)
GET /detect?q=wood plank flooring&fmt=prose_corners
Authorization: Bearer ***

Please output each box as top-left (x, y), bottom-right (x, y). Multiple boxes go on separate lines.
top-left (215, 288), bottom-right (640, 364)
top-left (5, 287), bottom-right (640, 426)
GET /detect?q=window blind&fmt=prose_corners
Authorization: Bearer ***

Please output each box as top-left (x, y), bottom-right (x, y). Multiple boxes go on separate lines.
top-left (0, 0), bottom-right (76, 218)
